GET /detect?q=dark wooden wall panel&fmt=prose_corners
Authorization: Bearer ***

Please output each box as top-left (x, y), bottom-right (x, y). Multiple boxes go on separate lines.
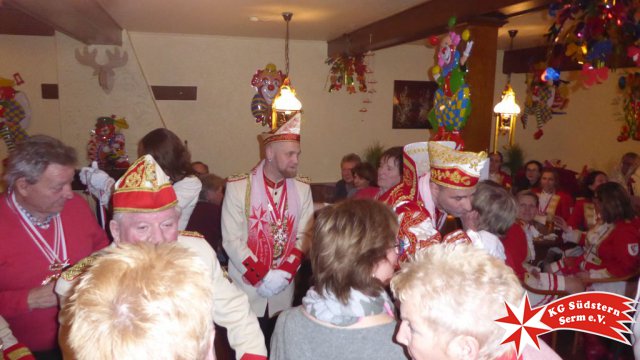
top-left (151, 86), bottom-right (197, 101)
top-left (41, 83), bottom-right (58, 99)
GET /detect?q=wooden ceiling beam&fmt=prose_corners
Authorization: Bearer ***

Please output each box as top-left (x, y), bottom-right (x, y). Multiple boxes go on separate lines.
top-left (0, 5), bottom-right (54, 37)
top-left (502, 44), bottom-right (637, 74)
top-left (327, 0), bottom-right (553, 57)
top-left (4, 0), bottom-right (122, 45)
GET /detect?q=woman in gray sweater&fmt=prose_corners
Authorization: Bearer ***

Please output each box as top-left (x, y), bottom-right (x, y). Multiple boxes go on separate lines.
top-left (270, 199), bottom-right (408, 360)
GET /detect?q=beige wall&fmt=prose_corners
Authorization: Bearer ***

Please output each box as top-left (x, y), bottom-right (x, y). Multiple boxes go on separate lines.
top-left (3, 33), bottom-right (636, 184)
top-left (492, 50), bottom-right (639, 175)
top-left (1, 31), bottom-right (433, 182)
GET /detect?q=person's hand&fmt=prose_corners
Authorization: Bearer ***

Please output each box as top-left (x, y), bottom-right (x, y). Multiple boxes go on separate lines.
top-left (460, 210), bottom-right (479, 231)
top-left (260, 269), bottom-right (292, 296)
top-left (27, 283), bottom-right (57, 310)
top-left (565, 276), bottom-right (586, 293)
top-left (575, 271), bottom-right (591, 282)
top-left (529, 267), bottom-right (541, 280)
top-left (542, 233), bottom-right (558, 241)
top-left (553, 216), bottom-right (570, 233)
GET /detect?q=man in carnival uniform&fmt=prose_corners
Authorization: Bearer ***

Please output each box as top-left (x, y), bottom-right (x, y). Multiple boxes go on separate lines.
top-left (56, 155), bottom-right (267, 360)
top-left (380, 141), bottom-right (488, 261)
top-left (0, 135), bottom-right (109, 358)
top-left (222, 112), bottom-right (314, 347)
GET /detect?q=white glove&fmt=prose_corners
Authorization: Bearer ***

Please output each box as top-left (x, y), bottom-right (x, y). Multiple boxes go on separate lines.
top-left (0, 315), bottom-right (18, 349)
top-left (463, 41), bottom-right (474, 57)
top-left (256, 283), bottom-right (276, 298)
top-left (80, 161), bottom-right (115, 206)
top-left (256, 269), bottom-right (292, 297)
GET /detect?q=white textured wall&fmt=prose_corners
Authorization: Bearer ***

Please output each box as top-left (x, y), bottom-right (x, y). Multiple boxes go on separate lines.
top-left (492, 50), bottom-right (639, 175)
top-left (1, 31), bottom-right (433, 182)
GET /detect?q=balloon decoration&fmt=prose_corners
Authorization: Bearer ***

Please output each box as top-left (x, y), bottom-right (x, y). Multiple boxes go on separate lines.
top-left (521, 64), bottom-right (570, 139)
top-left (250, 64), bottom-right (285, 127)
top-left (0, 74), bottom-right (30, 152)
top-left (547, 0), bottom-right (640, 87)
top-left (87, 115), bottom-right (130, 170)
top-left (427, 17), bottom-right (473, 149)
top-left (616, 72), bottom-right (640, 142)
top-left (325, 54), bottom-right (369, 94)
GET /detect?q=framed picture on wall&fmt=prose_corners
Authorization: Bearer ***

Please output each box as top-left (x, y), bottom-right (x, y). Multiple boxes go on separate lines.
top-left (392, 80), bottom-right (437, 129)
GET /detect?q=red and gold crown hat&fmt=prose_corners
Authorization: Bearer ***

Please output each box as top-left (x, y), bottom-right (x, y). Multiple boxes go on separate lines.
top-left (112, 154), bottom-right (178, 213)
top-left (262, 112), bottom-right (301, 145)
top-left (428, 141), bottom-right (488, 189)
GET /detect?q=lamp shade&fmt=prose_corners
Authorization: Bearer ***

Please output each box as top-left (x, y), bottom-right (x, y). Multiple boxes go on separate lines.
top-left (273, 84), bottom-right (302, 112)
top-left (493, 86), bottom-right (520, 115)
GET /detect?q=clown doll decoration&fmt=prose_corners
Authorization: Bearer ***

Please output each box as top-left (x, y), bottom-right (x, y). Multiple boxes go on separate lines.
top-left (0, 75), bottom-right (30, 152)
top-left (427, 18), bottom-right (473, 150)
top-left (87, 115), bottom-right (130, 170)
top-left (250, 63), bottom-right (285, 127)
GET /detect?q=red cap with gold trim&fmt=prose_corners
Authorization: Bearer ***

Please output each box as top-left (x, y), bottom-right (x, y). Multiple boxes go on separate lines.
top-left (428, 141), bottom-right (488, 189)
top-left (112, 155), bottom-right (178, 213)
top-left (262, 112), bottom-right (301, 145)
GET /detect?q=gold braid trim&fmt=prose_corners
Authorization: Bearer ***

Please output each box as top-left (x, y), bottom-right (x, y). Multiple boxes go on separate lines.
top-left (61, 256), bottom-right (96, 281)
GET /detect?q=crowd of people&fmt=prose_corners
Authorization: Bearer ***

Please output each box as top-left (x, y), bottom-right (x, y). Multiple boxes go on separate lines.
top-left (0, 113), bottom-right (639, 359)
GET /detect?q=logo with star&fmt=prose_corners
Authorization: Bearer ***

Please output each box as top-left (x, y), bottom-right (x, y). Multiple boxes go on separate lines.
top-left (495, 294), bottom-right (551, 356)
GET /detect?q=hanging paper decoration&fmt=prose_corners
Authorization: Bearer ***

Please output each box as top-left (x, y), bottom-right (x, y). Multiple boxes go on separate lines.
top-left (616, 72), bottom-right (640, 142)
top-left (0, 75), bottom-right (30, 152)
top-left (325, 54), bottom-right (368, 94)
top-left (87, 115), bottom-right (130, 170)
top-left (547, 0), bottom-right (640, 87)
top-left (359, 51), bottom-right (377, 113)
top-left (427, 17), bottom-right (473, 149)
top-left (250, 64), bottom-right (284, 127)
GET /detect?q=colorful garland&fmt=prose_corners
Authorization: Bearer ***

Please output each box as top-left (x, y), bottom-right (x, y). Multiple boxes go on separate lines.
top-left (326, 54), bottom-right (368, 94)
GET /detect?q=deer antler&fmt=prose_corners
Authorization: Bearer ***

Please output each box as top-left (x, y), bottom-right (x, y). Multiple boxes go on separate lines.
top-left (74, 47), bottom-right (100, 75)
top-left (104, 48), bottom-right (128, 71)
top-left (75, 46), bottom-right (128, 93)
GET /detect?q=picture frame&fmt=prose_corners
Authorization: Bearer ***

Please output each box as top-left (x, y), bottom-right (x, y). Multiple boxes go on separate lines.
top-left (392, 80), bottom-right (438, 129)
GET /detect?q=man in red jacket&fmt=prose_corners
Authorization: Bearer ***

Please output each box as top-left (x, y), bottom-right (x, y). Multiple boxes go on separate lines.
top-left (0, 135), bottom-right (109, 358)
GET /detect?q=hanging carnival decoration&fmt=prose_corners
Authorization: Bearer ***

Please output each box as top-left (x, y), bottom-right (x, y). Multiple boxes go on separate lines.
top-left (427, 17), bottom-right (473, 150)
top-left (0, 74), bottom-right (30, 152)
top-left (616, 72), bottom-right (640, 142)
top-left (250, 63), bottom-right (285, 127)
top-left (325, 54), bottom-right (368, 94)
top-left (521, 64), bottom-right (571, 139)
top-left (359, 50), bottom-right (377, 113)
top-left (546, 0), bottom-right (640, 88)
top-left (87, 115), bottom-right (130, 170)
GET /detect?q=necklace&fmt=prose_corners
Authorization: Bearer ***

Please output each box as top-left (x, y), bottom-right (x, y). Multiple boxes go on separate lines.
top-left (7, 192), bottom-right (69, 284)
top-left (265, 179), bottom-right (288, 267)
top-left (15, 201), bottom-right (54, 229)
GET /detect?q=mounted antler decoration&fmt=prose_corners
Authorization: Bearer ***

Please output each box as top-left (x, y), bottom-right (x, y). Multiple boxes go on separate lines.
top-left (75, 47), bottom-right (128, 93)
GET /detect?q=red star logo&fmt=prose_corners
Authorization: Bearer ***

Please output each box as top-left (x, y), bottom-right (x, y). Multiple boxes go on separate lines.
top-left (495, 294), bottom-right (551, 356)
top-left (249, 207), bottom-right (269, 233)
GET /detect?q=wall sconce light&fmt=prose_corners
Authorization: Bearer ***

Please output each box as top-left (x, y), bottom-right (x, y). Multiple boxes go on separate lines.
top-left (492, 30), bottom-right (521, 152)
top-left (272, 12), bottom-right (302, 130)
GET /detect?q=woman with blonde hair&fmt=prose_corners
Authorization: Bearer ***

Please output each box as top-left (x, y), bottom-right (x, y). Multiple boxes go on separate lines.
top-left (270, 199), bottom-right (406, 359)
top-left (392, 244), bottom-right (560, 360)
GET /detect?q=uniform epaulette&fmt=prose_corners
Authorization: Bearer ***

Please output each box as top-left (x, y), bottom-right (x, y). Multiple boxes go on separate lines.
top-left (61, 256), bottom-right (96, 281)
top-left (180, 230), bottom-right (204, 238)
top-left (295, 175), bottom-right (311, 184)
top-left (227, 173), bottom-right (248, 182)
